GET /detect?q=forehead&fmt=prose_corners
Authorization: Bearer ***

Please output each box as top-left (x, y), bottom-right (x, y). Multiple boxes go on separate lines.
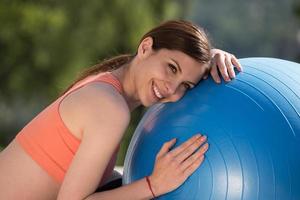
top-left (158, 49), bottom-right (208, 82)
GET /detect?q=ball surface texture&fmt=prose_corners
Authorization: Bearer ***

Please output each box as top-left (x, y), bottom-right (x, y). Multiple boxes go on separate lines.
top-left (124, 58), bottom-right (300, 200)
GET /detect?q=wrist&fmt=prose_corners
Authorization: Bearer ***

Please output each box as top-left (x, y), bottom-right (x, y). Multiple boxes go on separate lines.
top-left (146, 175), bottom-right (159, 198)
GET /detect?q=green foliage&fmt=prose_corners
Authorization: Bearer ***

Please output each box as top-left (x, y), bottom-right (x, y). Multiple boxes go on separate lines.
top-left (0, 0), bottom-right (184, 101)
top-left (0, 0), bottom-right (185, 163)
top-left (1, 0), bottom-right (298, 165)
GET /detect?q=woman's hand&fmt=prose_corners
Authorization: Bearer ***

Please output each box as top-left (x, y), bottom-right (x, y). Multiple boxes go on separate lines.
top-left (148, 134), bottom-right (209, 196)
top-left (207, 49), bottom-right (243, 83)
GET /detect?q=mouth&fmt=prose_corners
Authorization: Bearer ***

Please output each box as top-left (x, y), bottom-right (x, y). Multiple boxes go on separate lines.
top-left (152, 82), bottom-right (163, 100)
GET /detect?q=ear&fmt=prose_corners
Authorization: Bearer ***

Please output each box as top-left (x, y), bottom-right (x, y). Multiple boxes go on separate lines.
top-left (137, 37), bottom-right (154, 59)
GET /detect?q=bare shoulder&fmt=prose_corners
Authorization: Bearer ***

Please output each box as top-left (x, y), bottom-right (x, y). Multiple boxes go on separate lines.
top-left (78, 82), bottom-right (129, 115)
top-left (59, 82), bottom-right (130, 139)
top-left (57, 83), bottom-right (131, 198)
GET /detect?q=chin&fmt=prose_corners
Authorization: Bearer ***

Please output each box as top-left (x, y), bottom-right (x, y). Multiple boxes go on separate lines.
top-left (138, 94), bottom-right (151, 107)
top-left (141, 97), bottom-right (158, 107)
top-left (141, 101), bottom-right (153, 107)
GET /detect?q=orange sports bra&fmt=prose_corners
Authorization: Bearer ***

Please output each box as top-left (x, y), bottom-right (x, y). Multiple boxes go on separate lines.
top-left (16, 72), bottom-right (123, 184)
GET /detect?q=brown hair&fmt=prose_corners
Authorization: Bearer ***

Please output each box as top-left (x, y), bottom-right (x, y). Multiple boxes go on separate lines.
top-left (63, 20), bottom-right (211, 94)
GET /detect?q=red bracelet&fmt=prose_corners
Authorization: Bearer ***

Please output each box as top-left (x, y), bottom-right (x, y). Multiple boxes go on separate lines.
top-left (146, 176), bottom-right (156, 199)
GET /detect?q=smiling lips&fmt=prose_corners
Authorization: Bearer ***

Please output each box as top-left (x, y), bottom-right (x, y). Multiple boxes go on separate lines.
top-left (152, 83), bottom-right (163, 99)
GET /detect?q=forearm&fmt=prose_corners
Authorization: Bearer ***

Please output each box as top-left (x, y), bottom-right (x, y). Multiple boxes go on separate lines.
top-left (85, 177), bottom-right (153, 200)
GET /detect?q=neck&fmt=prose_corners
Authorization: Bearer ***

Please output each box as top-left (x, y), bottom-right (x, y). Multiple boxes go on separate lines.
top-left (111, 59), bottom-right (141, 111)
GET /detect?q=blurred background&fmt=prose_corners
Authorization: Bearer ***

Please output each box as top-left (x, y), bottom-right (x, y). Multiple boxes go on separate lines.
top-left (0, 0), bottom-right (299, 166)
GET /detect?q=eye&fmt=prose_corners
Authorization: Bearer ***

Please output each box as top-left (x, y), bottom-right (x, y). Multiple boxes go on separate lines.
top-left (168, 63), bottom-right (177, 74)
top-left (183, 82), bottom-right (192, 90)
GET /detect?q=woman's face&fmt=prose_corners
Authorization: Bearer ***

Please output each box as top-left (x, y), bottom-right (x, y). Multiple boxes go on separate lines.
top-left (134, 39), bottom-right (208, 107)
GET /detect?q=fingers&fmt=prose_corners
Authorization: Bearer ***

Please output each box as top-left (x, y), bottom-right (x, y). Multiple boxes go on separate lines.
top-left (231, 54), bottom-right (243, 72)
top-left (169, 134), bottom-right (201, 156)
top-left (151, 135), bottom-right (209, 194)
top-left (181, 143), bottom-right (209, 173)
top-left (183, 155), bottom-right (205, 177)
top-left (156, 138), bottom-right (177, 158)
top-left (175, 135), bottom-right (207, 163)
top-left (210, 53), bottom-right (231, 83)
top-left (210, 59), bottom-right (221, 84)
top-left (226, 54), bottom-right (235, 79)
top-left (210, 50), bottom-right (243, 83)
top-left (215, 54), bottom-right (230, 82)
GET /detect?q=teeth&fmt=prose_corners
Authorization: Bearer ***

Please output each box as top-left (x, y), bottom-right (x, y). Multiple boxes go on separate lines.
top-left (153, 85), bottom-right (163, 99)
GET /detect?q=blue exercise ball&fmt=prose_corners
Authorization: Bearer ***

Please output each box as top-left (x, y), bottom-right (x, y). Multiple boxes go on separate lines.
top-left (123, 57), bottom-right (300, 200)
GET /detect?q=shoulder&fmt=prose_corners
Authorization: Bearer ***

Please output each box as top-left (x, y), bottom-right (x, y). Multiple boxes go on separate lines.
top-left (69, 81), bottom-right (130, 121)
top-left (81, 81), bottom-right (129, 112)
top-left (60, 82), bottom-right (130, 138)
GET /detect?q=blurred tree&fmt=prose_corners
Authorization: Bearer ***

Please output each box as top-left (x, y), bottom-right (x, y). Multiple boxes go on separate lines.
top-left (293, 0), bottom-right (300, 62)
top-left (0, 0), bottom-right (190, 165)
top-left (1, 0), bottom-right (299, 165)
top-left (187, 0), bottom-right (299, 62)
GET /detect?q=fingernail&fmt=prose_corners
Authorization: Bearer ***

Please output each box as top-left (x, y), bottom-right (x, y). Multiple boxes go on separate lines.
top-left (204, 143), bottom-right (209, 148)
top-left (200, 135), bottom-right (207, 142)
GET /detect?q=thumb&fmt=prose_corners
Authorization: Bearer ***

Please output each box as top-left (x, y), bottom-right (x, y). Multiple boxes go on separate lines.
top-left (156, 138), bottom-right (177, 158)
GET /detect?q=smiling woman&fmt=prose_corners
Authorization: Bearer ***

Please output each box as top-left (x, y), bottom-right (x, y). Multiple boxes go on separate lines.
top-left (132, 47), bottom-right (209, 106)
top-left (0, 20), bottom-right (241, 200)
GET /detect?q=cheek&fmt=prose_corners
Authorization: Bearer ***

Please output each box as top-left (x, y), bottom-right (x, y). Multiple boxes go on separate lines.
top-left (168, 89), bottom-right (186, 103)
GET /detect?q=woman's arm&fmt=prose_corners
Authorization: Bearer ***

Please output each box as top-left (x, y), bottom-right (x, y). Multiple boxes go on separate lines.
top-left (57, 83), bottom-right (132, 199)
top-left (57, 83), bottom-right (208, 200)
top-left (85, 177), bottom-right (152, 200)
top-left (85, 135), bottom-right (208, 200)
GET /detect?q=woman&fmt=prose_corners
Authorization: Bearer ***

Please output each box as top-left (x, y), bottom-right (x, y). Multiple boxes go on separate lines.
top-left (0, 20), bottom-right (241, 199)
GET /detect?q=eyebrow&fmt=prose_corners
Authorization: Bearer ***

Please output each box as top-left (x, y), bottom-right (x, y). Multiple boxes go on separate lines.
top-left (171, 58), bottom-right (196, 87)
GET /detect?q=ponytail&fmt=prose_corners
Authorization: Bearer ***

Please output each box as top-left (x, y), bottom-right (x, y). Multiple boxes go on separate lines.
top-left (62, 54), bottom-right (134, 94)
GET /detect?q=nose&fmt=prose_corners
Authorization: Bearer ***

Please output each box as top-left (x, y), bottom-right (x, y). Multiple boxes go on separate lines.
top-left (164, 81), bottom-right (178, 95)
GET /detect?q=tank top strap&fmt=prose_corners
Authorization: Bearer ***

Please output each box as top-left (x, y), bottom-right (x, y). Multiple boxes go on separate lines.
top-left (94, 72), bottom-right (123, 94)
top-left (64, 72), bottom-right (123, 97)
